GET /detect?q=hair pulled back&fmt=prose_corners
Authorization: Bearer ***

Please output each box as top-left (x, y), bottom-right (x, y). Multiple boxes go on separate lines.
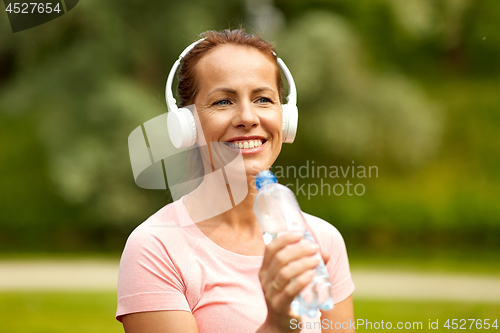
top-left (177, 29), bottom-right (283, 107)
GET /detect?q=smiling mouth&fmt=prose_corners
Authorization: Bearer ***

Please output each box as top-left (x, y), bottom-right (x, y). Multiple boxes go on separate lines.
top-left (224, 139), bottom-right (266, 149)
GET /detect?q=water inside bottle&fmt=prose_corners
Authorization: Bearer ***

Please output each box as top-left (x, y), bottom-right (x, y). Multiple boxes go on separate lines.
top-left (262, 230), bottom-right (334, 318)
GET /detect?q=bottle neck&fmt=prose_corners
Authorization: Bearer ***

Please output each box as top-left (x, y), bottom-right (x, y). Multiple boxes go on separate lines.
top-left (257, 179), bottom-right (277, 189)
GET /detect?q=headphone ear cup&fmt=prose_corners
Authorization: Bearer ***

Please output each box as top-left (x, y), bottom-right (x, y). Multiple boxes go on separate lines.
top-left (281, 103), bottom-right (298, 143)
top-left (167, 107), bottom-right (197, 148)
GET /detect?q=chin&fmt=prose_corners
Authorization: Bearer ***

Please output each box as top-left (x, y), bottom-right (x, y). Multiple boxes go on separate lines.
top-left (244, 161), bottom-right (272, 177)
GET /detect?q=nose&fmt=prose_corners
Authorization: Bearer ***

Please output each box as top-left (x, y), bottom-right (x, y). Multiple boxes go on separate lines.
top-left (232, 100), bottom-right (260, 129)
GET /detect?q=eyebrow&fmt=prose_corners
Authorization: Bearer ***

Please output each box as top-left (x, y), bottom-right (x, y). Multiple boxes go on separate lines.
top-left (207, 87), bottom-right (276, 97)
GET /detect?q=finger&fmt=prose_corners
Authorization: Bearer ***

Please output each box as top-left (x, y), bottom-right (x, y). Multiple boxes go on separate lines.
top-left (271, 254), bottom-right (320, 293)
top-left (261, 232), bottom-right (303, 269)
top-left (267, 242), bottom-right (319, 283)
top-left (272, 269), bottom-right (316, 310)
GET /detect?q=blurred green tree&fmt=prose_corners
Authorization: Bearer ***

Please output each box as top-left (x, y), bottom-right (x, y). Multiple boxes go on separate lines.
top-left (0, 0), bottom-right (499, 251)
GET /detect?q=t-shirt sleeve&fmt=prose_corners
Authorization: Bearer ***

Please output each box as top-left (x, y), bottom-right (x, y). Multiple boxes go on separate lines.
top-left (116, 222), bottom-right (191, 322)
top-left (304, 214), bottom-right (355, 304)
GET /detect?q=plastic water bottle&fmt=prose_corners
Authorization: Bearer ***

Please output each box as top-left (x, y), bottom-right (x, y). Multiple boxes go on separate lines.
top-left (253, 170), bottom-right (334, 318)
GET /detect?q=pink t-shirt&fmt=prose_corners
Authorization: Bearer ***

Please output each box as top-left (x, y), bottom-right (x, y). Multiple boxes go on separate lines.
top-left (116, 198), bottom-right (355, 333)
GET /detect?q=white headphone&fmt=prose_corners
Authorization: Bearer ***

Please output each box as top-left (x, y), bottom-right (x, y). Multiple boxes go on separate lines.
top-left (165, 39), bottom-right (298, 148)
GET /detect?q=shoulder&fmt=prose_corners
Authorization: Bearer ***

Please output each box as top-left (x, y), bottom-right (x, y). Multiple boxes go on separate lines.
top-left (302, 212), bottom-right (355, 302)
top-left (302, 212), bottom-right (340, 234)
top-left (125, 201), bottom-right (180, 243)
top-left (121, 199), bottom-right (200, 264)
top-left (118, 199), bottom-right (200, 295)
top-left (117, 200), bottom-right (195, 321)
top-left (302, 212), bottom-right (346, 249)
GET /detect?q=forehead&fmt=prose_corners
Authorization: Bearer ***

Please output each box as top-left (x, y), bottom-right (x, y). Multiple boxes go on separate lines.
top-left (194, 44), bottom-right (279, 91)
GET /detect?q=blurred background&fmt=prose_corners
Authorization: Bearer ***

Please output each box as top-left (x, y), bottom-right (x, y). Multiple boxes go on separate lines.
top-left (1, 0), bottom-right (499, 332)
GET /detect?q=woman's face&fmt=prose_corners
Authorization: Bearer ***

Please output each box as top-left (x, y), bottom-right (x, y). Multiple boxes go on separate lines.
top-left (193, 44), bottom-right (282, 177)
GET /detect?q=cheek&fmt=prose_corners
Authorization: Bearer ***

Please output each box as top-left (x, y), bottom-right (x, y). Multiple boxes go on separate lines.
top-left (264, 109), bottom-right (283, 138)
top-left (197, 111), bottom-right (229, 141)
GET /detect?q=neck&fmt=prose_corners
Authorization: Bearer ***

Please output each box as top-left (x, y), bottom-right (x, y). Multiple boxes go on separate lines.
top-left (182, 174), bottom-right (261, 233)
top-left (220, 180), bottom-right (259, 230)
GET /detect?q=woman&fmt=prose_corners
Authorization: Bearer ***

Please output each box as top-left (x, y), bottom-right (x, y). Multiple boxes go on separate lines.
top-left (117, 29), bottom-right (355, 333)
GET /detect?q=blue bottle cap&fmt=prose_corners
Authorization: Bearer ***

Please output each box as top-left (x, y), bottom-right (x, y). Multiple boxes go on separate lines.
top-left (255, 170), bottom-right (277, 190)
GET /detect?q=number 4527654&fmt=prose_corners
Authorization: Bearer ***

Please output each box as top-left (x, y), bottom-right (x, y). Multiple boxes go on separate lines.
top-left (444, 319), bottom-right (498, 330)
top-left (5, 3), bottom-right (61, 14)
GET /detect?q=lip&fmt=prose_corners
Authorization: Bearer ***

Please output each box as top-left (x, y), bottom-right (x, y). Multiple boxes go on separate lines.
top-left (223, 136), bottom-right (267, 155)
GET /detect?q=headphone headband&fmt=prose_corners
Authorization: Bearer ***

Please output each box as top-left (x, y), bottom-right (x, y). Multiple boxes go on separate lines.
top-left (165, 39), bottom-right (201, 111)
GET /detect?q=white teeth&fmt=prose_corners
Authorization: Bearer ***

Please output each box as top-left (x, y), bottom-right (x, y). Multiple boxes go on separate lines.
top-left (227, 140), bottom-right (264, 149)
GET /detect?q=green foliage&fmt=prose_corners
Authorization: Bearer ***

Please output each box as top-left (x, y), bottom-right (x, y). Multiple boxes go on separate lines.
top-left (1, 0), bottom-right (499, 251)
top-left (0, 0), bottom-right (245, 231)
top-left (277, 11), bottom-right (442, 167)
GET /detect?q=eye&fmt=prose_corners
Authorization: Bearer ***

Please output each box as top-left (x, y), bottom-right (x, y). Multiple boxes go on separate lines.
top-left (212, 99), bottom-right (232, 106)
top-left (256, 97), bottom-right (272, 104)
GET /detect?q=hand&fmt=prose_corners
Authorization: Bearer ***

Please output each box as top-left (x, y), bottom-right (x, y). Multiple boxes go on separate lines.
top-left (258, 232), bottom-right (323, 332)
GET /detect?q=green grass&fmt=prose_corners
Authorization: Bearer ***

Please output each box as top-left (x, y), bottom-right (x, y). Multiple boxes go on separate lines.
top-left (0, 291), bottom-right (499, 333)
top-left (0, 292), bottom-right (123, 333)
top-left (354, 299), bottom-right (500, 332)
top-left (0, 252), bottom-right (121, 261)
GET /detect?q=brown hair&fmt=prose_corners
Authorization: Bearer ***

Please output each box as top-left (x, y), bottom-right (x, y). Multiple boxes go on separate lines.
top-left (177, 29), bottom-right (283, 107)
